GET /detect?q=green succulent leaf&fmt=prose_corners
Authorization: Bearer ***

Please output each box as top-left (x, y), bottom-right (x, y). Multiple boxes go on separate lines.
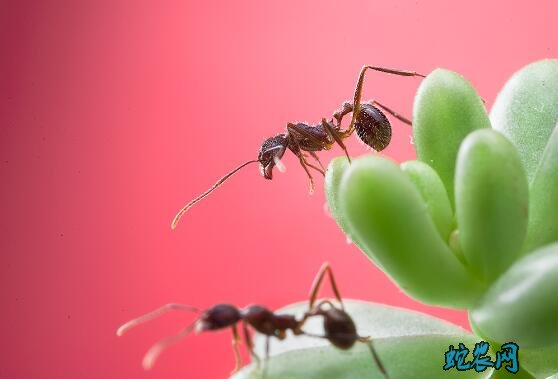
top-left (490, 59), bottom-right (558, 184)
top-left (519, 344), bottom-right (558, 379)
top-left (401, 160), bottom-right (454, 242)
top-left (232, 300), bottom-right (490, 379)
top-left (470, 242), bottom-right (558, 348)
top-left (324, 156), bottom-right (351, 237)
top-left (525, 124), bottom-right (558, 252)
top-left (455, 129), bottom-right (529, 283)
top-left (325, 157), bottom-right (383, 269)
top-left (335, 156), bottom-right (484, 308)
top-left (413, 68), bottom-right (490, 208)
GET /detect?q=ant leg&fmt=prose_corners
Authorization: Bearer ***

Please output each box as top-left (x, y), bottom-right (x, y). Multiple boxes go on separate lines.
top-left (262, 336), bottom-right (270, 379)
top-left (358, 337), bottom-right (389, 379)
top-left (308, 151), bottom-right (326, 172)
top-left (230, 324), bottom-right (242, 374)
top-left (308, 263), bottom-right (344, 310)
top-left (117, 304), bottom-right (200, 337)
top-left (296, 153), bottom-right (316, 195)
top-left (302, 154), bottom-right (325, 176)
top-left (242, 322), bottom-right (261, 367)
top-left (371, 100), bottom-right (412, 126)
top-left (347, 65), bottom-right (425, 135)
top-left (322, 119), bottom-right (351, 163)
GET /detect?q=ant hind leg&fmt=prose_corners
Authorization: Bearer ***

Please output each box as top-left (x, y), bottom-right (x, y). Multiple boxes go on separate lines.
top-left (308, 263), bottom-right (344, 310)
top-left (358, 336), bottom-right (389, 379)
top-left (347, 65), bottom-right (425, 135)
top-left (371, 100), bottom-right (412, 126)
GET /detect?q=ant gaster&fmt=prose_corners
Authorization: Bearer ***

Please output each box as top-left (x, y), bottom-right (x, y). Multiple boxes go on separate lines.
top-left (171, 66), bottom-right (425, 229)
top-left (117, 263), bottom-right (389, 378)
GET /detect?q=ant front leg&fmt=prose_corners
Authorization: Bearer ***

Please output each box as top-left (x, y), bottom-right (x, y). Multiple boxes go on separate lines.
top-left (230, 324), bottom-right (242, 374)
top-left (308, 263), bottom-right (344, 310)
top-left (347, 65), bottom-right (425, 134)
top-left (307, 151), bottom-right (326, 172)
top-left (242, 322), bottom-right (261, 367)
top-left (296, 153), bottom-right (316, 194)
top-left (286, 124), bottom-right (321, 194)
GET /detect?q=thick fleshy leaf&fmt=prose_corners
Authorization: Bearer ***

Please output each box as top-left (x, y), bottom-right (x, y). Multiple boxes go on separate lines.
top-left (455, 129), bottom-right (529, 283)
top-left (470, 243), bottom-right (558, 348)
top-left (413, 68), bottom-right (490, 208)
top-left (401, 160), bottom-right (454, 242)
top-left (338, 156), bottom-right (484, 308)
top-left (490, 59), bottom-right (558, 184)
top-left (232, 300), bottom-right (490, 379)
top-left (324, 157), bottom-right (351, 236)
top-left (519, 344), bottom-right (558, 379)
top-left (525, 124), bottom-right (558, 252)
top-left (325, 157), bottom-right (383, 269)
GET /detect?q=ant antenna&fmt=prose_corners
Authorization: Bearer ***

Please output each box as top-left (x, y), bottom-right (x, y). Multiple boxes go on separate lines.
top-left (116, 303), bottom-right (200, 337)
top-left (171, 160), bottom-right (259, 229)
top-left (143, 321), bottom-right (197, 370)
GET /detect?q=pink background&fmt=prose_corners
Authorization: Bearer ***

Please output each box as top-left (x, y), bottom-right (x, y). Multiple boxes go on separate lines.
top-left (1, 1), bottom-right (557, 378)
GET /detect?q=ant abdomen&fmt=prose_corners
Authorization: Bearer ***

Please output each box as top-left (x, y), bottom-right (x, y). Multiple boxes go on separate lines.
top-left (354, 104), bottom-right (392, 152)
top-left (323, 307), bottom-right (359, 349)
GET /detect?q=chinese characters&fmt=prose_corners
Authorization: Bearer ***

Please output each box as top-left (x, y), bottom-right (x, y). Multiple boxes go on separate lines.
top-left (443, 341), bottom-right (519, 373)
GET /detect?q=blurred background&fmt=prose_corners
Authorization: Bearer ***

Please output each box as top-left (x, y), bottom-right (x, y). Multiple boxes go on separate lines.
top-left (1, 1), bottom-right (557, 378)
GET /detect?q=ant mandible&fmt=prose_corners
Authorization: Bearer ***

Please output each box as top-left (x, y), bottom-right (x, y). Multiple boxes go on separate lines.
top-left (116, 263), bottom-right (389, 378)
top-left (171, 65), bottom-right (425, 229)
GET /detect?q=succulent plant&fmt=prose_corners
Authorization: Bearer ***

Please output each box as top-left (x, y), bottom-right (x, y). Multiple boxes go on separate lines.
top-left (233, 59), bottom-right (558, 378)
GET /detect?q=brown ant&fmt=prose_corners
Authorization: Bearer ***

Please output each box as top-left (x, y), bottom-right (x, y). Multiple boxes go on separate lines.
top-left (171, 66), bottom-right (425, 229)
top-left (116, 263), bottom-right (389, 378)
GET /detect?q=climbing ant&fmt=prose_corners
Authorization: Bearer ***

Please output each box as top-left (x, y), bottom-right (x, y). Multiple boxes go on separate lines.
top-left (171, 66), bottom-right (425, 229)
top-left (116, 263), bottom-right (389, 378)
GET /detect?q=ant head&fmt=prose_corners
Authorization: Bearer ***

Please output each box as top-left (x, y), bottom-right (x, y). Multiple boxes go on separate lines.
top-left (355, 104), bottom-right (392, 152)
top-left (196, 304), bottom-right (241, 332)
top-left (258, 134), bottom-right (289, 180)
top-left (322, 307), bottom-right (358, 349)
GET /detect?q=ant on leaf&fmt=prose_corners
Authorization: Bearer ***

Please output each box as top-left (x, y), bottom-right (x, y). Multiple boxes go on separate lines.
top-left (171, 66), bottom-right (425, 229)
top-left (117, 263), bottom-right (389, 378)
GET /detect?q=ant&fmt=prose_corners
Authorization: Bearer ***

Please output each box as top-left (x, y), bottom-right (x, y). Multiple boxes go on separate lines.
top-left (171, 65), bottom-right (425, 229)
top-left (116, 263), bottom-right (389, 378)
